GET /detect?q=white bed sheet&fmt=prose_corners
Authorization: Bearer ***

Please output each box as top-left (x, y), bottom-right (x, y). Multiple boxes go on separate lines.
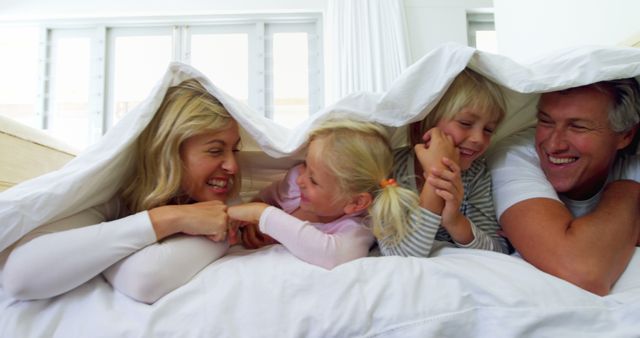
top-left (1, 246), bottom-right (639, 337)
top-left (2, 42), bottom-right (640, 337)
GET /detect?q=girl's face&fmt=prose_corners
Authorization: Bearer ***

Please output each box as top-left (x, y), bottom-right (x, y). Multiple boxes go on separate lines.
top-left (436, 107), bottom-right (498, 170)
top-left (180, 121), bottom-right (241, 202)
top-left (295, 137), bottom-right (350, 222)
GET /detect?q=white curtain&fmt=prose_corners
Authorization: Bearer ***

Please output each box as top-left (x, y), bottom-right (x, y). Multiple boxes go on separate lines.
top-left (327, 0), bottom-right (410, 101)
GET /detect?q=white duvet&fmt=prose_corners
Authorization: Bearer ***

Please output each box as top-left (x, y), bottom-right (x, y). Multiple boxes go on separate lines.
top-left (1, 42), bottom-right (640, 337)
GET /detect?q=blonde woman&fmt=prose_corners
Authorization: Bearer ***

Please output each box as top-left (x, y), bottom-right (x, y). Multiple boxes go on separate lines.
top-left (228, 119), bottom-right (419, 269)
top-left (378, 68), bottom-right (511, 257)
top-left (4, 79), bottom-right (241, 303)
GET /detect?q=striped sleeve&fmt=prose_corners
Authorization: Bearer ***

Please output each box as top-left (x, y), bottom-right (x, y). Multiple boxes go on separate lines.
top-left (453, 159), bottom-right (509, 253)
top-left (378, 207), bottom-right (442, 257)
top-left (377, 147), bottom-right (442, 257)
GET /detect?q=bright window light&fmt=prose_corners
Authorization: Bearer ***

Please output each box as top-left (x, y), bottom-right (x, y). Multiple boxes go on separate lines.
top-left (476, 30), bottom-right (497, 53)
top-left (272, 32), bottom-right (309, 128)
top-left (111, 34), bottom-right (172, 125)
top-left (0, 27), bottom-right (39, 127)
top-left (49, 36), bottom-right (91, 148)
top-left (191, 33), bottom-right (249, 103)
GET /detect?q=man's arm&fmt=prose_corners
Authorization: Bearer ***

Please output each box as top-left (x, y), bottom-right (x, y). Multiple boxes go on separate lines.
top-left (500, 180), bottom-right (640, 295)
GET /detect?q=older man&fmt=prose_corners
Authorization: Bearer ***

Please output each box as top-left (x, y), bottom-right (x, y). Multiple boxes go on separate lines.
top-left (488, 78), bottom-right (640, 296)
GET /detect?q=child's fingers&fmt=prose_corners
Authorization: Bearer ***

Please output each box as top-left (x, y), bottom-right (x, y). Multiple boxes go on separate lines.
top-left (427, 175), bottom-right (455, 193)
top-left (432, 160), bottom-right (463, 190)
top-left (441, 157), bottom-right (460, 172)
top-left (430, 166), bottom-right (455, 182)
top-left (427, 172), bottom-right (463, 200)
top-left (228, 229), bottom-right (239, 245)
top-left (240, 223), bottom-right (277, 249)
top-left (240, 225), bottom-right (260, 249)
top-left (434, 188), bottom-right (455, 201)
top-left (421, 128), bottom-right (433, 143)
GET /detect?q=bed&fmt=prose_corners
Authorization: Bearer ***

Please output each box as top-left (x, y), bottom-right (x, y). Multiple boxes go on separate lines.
top-left (1, 43), bottom-right (640, 337)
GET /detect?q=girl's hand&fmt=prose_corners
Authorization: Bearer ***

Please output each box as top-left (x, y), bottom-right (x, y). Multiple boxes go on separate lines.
top-left (415, 127), bottom-right (459, 173)
top-left (227, 203), bottom-right (278, 249)
top-left (149, 201), bottom-right (230, 241)
top-left (239, 223), bottom-right (278, 249)
top-left (227, 203), bottom-right (269, 224)
top-left (221, 220), bottom-right (242, 245)
top-left (427, 157), bottom-right (473, 244)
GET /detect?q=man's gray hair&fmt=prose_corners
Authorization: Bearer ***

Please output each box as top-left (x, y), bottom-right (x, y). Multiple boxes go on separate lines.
top-left (593, 78), bottom-right (640, 133)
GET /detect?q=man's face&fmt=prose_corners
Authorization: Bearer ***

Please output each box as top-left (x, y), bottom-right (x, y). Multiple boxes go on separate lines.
top-left (535, 86), bottom-right (632, 200)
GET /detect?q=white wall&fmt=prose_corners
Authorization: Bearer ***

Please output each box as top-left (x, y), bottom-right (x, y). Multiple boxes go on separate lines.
top-left (403, 0), bottom-right (493, 63)
top-left (495, 0), bottom-right (640, 63)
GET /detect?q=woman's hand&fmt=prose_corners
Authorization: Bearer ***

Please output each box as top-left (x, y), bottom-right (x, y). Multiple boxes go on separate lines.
top-left (426, 157), bottom-right (473, 245)
top-left (149, 201), bottom-right (230, 241)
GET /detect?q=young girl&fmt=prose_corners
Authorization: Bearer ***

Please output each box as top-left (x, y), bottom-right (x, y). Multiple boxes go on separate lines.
top-left (228, 119), bottom-right (418, 269)
top-left (377, 67), bottom-right (510, 257)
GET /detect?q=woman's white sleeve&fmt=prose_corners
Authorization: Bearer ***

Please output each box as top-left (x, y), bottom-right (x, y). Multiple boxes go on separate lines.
top-left (3, 209), bottom-right (157, 300)
top-left (103, 235), bottom-right (229, 304)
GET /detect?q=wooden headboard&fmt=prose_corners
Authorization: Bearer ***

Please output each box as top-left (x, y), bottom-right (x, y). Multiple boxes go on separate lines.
top-left (0, 116), bottom-right (76, 191)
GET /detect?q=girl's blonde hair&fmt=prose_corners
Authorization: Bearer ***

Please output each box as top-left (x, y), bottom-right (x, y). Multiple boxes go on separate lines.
top-left (308, 119), bottom-right (419, 244)
top-left (121, 79), bottom-right (239, 212)
top-left (410, 67), bottom-right (506, 145)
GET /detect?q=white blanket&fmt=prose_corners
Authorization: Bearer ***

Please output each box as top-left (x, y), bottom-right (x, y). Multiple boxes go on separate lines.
top-left (1, 42), bottom-right (640, 337)
top-left (1, 246), bottom-right (639, 337)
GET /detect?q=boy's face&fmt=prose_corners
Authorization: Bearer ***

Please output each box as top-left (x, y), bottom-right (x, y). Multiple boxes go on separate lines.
top-left (435, 107), bottom-right (498, 170)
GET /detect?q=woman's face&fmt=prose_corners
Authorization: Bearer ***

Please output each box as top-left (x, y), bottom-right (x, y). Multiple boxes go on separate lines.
top-left (180, 121), bottom-right (241, 202)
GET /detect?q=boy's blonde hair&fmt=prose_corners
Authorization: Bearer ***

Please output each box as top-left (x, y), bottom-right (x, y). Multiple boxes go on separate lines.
top-left (308, 119), bottom-right (419, 243)
top-left (410, 67), bottom-right (506, 145)
top-left (121, 79), bottom-right (240, 212)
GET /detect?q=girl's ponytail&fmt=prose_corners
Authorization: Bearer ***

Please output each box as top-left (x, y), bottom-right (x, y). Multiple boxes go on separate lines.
top-left (369, 180), bottom-right (419, 245)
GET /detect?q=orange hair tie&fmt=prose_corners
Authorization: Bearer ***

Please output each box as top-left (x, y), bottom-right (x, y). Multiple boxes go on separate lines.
top-left (380, 178), bottom-right (397, 188)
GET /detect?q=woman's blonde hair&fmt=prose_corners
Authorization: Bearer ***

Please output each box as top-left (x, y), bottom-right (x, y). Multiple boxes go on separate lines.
top-left (121, 79), bottom-right (239, 212)
top-left (410, 67), bottom-right (506, 145)
top-left (307, 119), bottom-right (419, 243)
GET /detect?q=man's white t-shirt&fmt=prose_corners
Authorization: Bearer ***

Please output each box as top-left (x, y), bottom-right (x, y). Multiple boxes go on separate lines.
top-left (488, 128), bottom-right (640, 219)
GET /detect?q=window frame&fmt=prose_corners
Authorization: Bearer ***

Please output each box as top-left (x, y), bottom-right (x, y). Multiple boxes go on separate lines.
top-left (9, 13), bottom-right (323, 148)
top-left (466, 11), bottom-right (496, 51)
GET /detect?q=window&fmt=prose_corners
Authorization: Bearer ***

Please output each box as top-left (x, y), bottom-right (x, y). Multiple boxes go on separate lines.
top-left (467, 11), bottom-right (497, 53)
top-left (107, 27), bottom-right (173, 127)
top-left (268, 24), bottom-right (320, 128)
top-left (0, 14), bottom-right (323, 150)
top-left (47, 29), bottom-right (95, 147)
top-left (0, 27), bottom-right (40, 128)
top-left (189, 25), bottom-right (252, 105)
